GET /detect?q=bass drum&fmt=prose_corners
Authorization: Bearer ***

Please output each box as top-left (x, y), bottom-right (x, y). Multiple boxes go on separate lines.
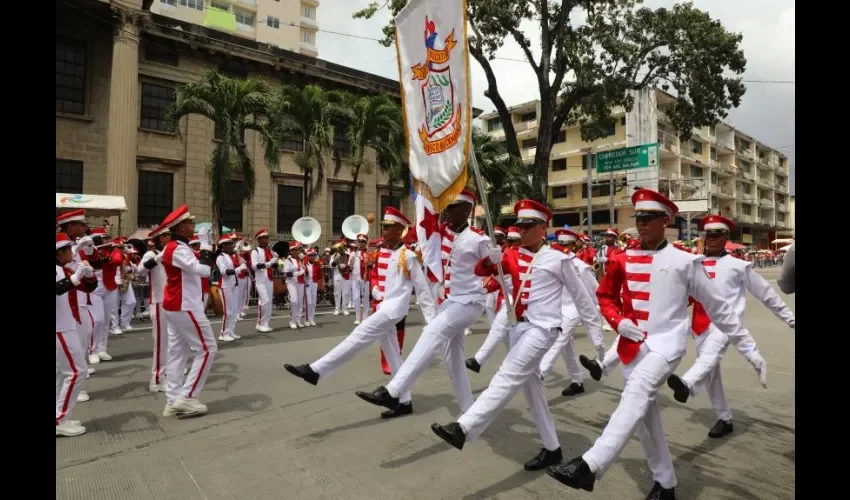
top-left (208, 284), bottom-right (224, 316)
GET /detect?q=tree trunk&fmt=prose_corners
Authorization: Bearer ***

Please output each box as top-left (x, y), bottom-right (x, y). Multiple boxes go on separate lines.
top-left (469, 47), bottom-right (521, 158)
top-left (349, 161), bottom-right (362, 214)
top-left (531, 87), bottom-right (558, 203)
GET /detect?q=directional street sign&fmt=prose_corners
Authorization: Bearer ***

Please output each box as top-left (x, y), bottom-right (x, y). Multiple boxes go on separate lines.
top-left (596, 143), bottom-right (659, 174)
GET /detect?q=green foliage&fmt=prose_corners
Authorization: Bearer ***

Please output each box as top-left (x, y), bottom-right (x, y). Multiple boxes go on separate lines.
top-left (470, 126), bottom-right (536, 226)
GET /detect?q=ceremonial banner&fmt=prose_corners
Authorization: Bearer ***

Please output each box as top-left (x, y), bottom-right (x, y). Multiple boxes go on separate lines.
top-left (394, 0), bottom-right (472, 212)
top-left (414, 190), bottom-right (443, 284)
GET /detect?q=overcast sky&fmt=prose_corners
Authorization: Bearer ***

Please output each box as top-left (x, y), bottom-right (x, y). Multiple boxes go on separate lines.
top-left (315, 0), bottom-right (795, 193)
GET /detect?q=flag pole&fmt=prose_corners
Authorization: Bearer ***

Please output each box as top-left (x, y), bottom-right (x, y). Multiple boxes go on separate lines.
top-left (468, 151), bottom-right (518, 326)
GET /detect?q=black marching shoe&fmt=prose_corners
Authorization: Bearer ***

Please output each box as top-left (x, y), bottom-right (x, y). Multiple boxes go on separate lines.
top-left (707, 419), bottom-right (733, 438)
top-left (645, 481), bottom-right (676, 500)
top-left (381, 402), bottom-right (413, 419)
top-left (666, 374), bottom-right (690, 403)
top-left (579, 355), bottom-right (603, 381)
top-left (546, 457), bottom-right (596, 491)
top-left (431, 422), bottom-right (466, 450)
top-left (561, 382), bottom-right (585, 397)
top-left (284, 364), bottom-right (319, 386)
top-left (465, 358), bottom-right (481, 373)
top-left (355, 386), bottom-right (400, 410)
top-left (524, 447), bottom-right (563, 471)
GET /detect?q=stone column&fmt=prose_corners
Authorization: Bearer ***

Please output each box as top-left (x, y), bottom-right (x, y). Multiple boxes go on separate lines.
top-left (106, 4), bottom-right (144, 232)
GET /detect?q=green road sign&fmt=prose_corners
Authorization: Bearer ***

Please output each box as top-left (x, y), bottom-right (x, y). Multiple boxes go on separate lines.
top-left (596, 143), bottom-right (659, 173)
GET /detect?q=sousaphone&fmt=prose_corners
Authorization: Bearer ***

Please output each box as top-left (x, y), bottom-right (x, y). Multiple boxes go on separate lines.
top-left (292, 216), bottom-right (322, 246)
top-left (341, 215), bottom-right (369, 241)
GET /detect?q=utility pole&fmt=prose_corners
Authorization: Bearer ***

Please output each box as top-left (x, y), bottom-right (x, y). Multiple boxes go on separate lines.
top-left (584, 148), bottom-right (594, 239)
top-left (609, 172), bottom-right (615, 228)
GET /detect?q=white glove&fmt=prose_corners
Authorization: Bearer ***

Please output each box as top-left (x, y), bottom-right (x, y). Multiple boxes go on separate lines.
top-left (71, 264), bottom-right (89, 285)
top-left (271, 252), bottom-right (279, 261)
top-left (488, 246), bottom-right (503, 265)
top-left (293, 270), bottom-right (304, 277)
top-left (596, 344), bottom-right (606, 361)
top-left (236, 264), bottom-right (247, 273)
top-left (749, 352), bottom-right (768, 388)
top-left (597, 255), bottom-right (607, 264)
top-left (788, 318), bottom-right (795, 329)
top-left (197, 227), bottom-right (211, 247)
top-left (76, 235), bottom-right (95, 255)
top-left (617, 319), bottom-right (645, 342)
top-left (154, 252), bottom-right (163, 263)
top-left (372, 288), bottom-right (384, 301)
top-left (81, 264), bottom-right (94, 278)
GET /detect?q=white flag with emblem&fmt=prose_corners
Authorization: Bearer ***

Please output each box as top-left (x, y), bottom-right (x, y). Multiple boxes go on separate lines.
top-left (414, 191), bottom-right (443, 283)
top-left (394, 0), bottom-right (472, 212)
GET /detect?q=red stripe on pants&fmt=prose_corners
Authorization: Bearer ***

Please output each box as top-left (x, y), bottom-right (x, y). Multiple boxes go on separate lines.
top-left (187, 311), bottom-right (209, 399)
top-left (56, 332), bottom-right (78, 425)
top-left (220, 289), bottom-right (228, 335)
top-left (154, 303), bottom-right (162, 384)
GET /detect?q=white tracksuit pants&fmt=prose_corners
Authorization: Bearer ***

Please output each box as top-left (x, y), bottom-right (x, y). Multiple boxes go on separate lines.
top-left (163, 309), bottom-right (218, 405)
top-left (681, 325), bottom-right (733, 421)
top-left (149, 303), bottom-right (167, 387)
top-left (458, 321), bottom-right (561, 451)
top-left (334, 278), bottom-right (350, 313)
top-left (286, 281), bottom-right (304, 324)
top-left (310, 308), bottom-right (411, 403)
top-left (219, 287), bottom-right (239, 337)
top-left (56, 329), bottom-right (87, 425)
top-left (539, 315), bottom-right (584, 381)
top-left (484, 293), bottom-right (497, 327)
top-left (386, 299), bottom-right (484, 413)
top-left (305, 282), bottom-right (318, 322)
top-left (77, 304), bottom-right (94, 358)
top-left (236, 279), bottom-right (246, 314)
top-left (114, 288), bottom-right (136, 329)
top-left (88, 293), bottom-right (107, 356)
top-left (352, 280), bottom-right (370, 322)
top-left (582, 343), bottom-right (680, 490)
top-left (102, 288), bottom-right (119, 334)
top-left (255, 279), bottom-right (273, 328)
top-left (473, 305), bottom-right (510, 366)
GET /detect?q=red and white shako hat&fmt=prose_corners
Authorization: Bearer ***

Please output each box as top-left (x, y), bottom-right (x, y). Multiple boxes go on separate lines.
top-left (368, 237), bottom-right (384, 248)
top-left (306, 248), bottom-right (318, 256)
top-left (604, 227), bottom-right (619, 237)
top-left (159, 204), bottom-right (195, 231)
top-left (218, 234), bottom-right (234, 245)
top-left (189, 234), bottom-right (200, 245)
top-left (493, 226), bottom-right (506, 237)
top-left (356, 233), bottom-right (368, 242)
top-left (506, 226), bottom-right (520, 239)
top-left (555, 228), bottom-right (579, 244)
top-left (148, 225), bottom-right (171, 239)
top-left (289, 241), bottom-right (302, 250)
top-left (513, 199), bottom-right (552, 225)
top-left (632, 189), bottom-right (679, 217)
top-left (56, 209), bottom-right (86, 227)
top-left (381, 206), bottom-right (411, 227)
top-left (699, 214), bottom-right (734, 233)
top-left (89, 227), bottom-right (109, 243)
top-left (255, 228), bottom-right (270, 239)
top-left (449, 188), bottom-right (477, 206)
top-left (56, 233), bottom-right (73, 250)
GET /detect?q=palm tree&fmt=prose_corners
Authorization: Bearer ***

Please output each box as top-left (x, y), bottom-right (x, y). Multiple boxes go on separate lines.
top-left (343, 93), bottom-right (405, 212)
top-left (165, 70), bottom-right (278, 236)
top-left (267, 84), bottom-right (349, 212)
top-left (470, 126), bottom-right (535, 227)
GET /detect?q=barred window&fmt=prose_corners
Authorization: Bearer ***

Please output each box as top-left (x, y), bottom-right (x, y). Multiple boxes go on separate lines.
top-left (140, 82), bottom-right (175, 132)
top-left (221, 180), bottom-right (244, 232)
top-left (277, 185), bottom-right (303, 232)
top-left (281, 130), bottom-right (304, 152)
top-left (56, 159), bottom-right (83, 193)
top-left (333, 190), bottom-right (354, 233)
top-left (138, 171), bottom-right (174, 227)
top-left (56, 39), bottom-right (86, 115)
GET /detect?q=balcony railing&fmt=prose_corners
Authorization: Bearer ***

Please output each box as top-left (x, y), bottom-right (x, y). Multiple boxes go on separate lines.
top-left (301, 16), bottom-right (318, 29)
top-left (737, 214), bottom-right (754, 223)
top-left (658, 130), bottom-right (679, 153)
top-left (513, 120), bottom-right (538, 133)
top-left (759, 198), bottom-right (774, 208)
top-left (739, 192), bottom-right (755, 201)
top-left (760, 217), bottom-right (773, 225)
top-left (777, 203), bottom-right (788, 211)
top-left (775, 183), bottom-right (788, 192)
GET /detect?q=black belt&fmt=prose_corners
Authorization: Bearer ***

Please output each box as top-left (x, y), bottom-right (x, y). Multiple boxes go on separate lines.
top-left (518, 316), bottom-right (529, 322)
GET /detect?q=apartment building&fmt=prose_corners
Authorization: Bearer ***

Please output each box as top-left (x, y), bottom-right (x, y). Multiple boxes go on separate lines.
top-left (479, 89), bottom-right (793, 249)
top-left (56, 0), bottom-right (403, 247)
top-left (152, 0), bottom-right (319, 57)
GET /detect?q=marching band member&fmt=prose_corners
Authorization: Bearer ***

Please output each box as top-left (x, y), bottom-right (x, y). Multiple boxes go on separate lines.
top-left (304, 249), bottom-right (323, 326)
top-left (330, 241), bottom-right (351, 316)
top-left (251, 229), bottom-right (277, 333)
top-left (350, 234), bottom-right (370, 325)
top-left (547, 189), bottom-right (749, 500)
top-left (430, 200), bottom-right (603, 471)
top-left (216, 235), bottom-right (247, 342)
top-left (283, 241), bottom-right (306, 330)
top-left (89, 227), bottom-right (122, 362)
top-left (159, 205), bottom-right (218, 418)
top-left (594, 228), bottom-right (619, 273)
top-left (137, 226), bottom-right (171, 392)
top-left (482, 226), bottom-right (507, 327)
top-left (56, 210), bottom-right (98, 379)
top-left (188, 235), bottom-right (211, 314)
top-left (356, 189), bottom-right (492, 416)
top-left (232, 234), bottom-right (249, 321)
top-left (665, 215), bottom-right (793, 438)
top-left (114, 239), bottom-right (138, 332)
top-left (539, 229), bottom-right (606, 397)
top-left (285, 207), bottom-right (436, 419)
top-left (56, 233), bottom-right (97, 437)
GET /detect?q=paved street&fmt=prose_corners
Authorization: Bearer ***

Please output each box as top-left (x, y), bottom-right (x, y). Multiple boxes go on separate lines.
top-left (56, 269), bottom-right (794, 500)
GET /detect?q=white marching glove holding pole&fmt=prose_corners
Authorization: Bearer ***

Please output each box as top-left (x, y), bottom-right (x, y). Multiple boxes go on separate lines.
top-left (487, 246), bottom-right (503, 265)
top-left (372, 287), bottom-right (384, 301)
top-left (617, 319), bottom-right (645, 342)
top-left (197, 228), bottom-right (213, 252)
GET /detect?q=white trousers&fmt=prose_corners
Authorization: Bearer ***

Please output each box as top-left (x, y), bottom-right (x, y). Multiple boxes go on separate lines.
top-left (163, 309), bottom-right (218, 405)
top-left (150, 303), bottom-right (167, 386)
top-left (539, 315), bottom-right (584, 381)
top-left (102, 288), bottom-right (119, 335)
top-left (682, 326), bottom-right (733, 421)
top-left (311, 308), bottom-right (411, 403)
top-left (255, 279), bottom-right (273, 328)
top-left (305, 282), bottom-right (318, 322)
top-left (56, 329), bottom-right (87, 425)
top-left (287, 282), bottom-right (304, 324)
top-left (334, 278), bottom-right (351, 313)
top-left (236, 279), bottom-right (247, 313)
top-left (583, 343), bottom-right (680, 489)
top-left (484, 293), bottom-right (497, 327)
top-left (352, 280), bottom-right (370, 322)
top-left (458, 321), bottom-right (561, 451)
top-left (474, 306), bottom-right (510, 366)
top-left (219, 287), bottom-right (239, 337)
top-left (386, 299), bottom-right (484, 413)
top-left (114, 287), bottom-right (136, 328)
top-left (77, 304), bottom-right (94, 357)
top-left (89, 293), bottom-right (107, 355)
